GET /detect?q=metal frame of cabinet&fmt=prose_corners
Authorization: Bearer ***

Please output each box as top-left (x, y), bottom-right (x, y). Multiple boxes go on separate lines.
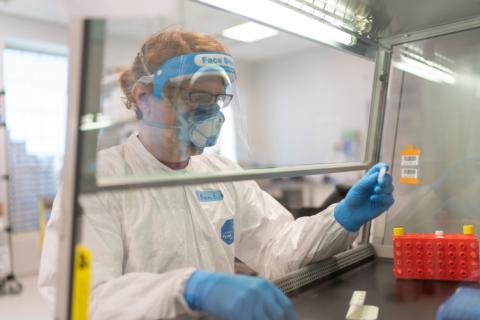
top-left (54, 1), bottom-right (480, 318)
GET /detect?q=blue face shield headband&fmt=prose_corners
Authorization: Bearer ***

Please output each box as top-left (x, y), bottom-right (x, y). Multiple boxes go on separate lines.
top-left (138, 52), bottom-right (237, 148)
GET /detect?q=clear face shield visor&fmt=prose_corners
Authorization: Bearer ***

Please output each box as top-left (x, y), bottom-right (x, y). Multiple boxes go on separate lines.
top-left (135, 52), bottom-right (246, 155)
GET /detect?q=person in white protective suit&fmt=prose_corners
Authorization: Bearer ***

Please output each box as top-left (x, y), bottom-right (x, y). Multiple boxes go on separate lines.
top-left (38, 29), bottom-right (395, 320)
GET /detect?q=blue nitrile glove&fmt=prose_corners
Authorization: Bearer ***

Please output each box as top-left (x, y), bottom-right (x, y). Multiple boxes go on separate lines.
top-left (437, 287), bottom-right (480, 320)
top-left (184, 270), bottom-right (297, 320)
top-left (334, 163), bottom-right (394, 232)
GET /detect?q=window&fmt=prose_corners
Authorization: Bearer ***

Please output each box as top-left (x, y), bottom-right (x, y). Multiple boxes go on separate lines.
top-left (381, 27), bottom-right (480, 243)
top-left (3, 47), bottom-right (68, 233)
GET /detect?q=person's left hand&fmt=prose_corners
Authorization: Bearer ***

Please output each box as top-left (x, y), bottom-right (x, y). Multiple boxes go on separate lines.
top-left (437, 287), bottom-right (480, 320)
top-left (334, 163), bottom-right (394, 232)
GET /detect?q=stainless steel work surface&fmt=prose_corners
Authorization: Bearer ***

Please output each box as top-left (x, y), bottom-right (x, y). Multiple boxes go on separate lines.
top-left (290, 258), bottom-right (480, 319)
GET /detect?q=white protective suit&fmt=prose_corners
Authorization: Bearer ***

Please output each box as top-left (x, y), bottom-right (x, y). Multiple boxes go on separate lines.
top-left (39, 133), bottom-right (358, 319)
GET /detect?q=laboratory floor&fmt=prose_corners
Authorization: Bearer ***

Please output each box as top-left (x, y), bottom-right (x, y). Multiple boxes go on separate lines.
top-left (0, 274), bottom-right (50, 320)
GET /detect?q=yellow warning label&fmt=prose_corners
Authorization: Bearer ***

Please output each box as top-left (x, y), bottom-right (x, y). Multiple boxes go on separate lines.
top-left (38, 200), bottom-right (46, 247)
top-left (71, 245), bottom-right (92, 320)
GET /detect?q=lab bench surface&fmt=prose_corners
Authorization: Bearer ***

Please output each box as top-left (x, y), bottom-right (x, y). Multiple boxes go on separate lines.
top-left (289, 258), bottom-right (480, 320)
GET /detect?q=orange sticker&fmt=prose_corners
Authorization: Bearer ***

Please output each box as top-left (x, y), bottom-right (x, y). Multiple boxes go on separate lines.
top-left (400, 144), bottom-right (422, 156)
top-left (400, 144), bottom-right (421, 184)
top-left (400, 177), bottom-right (419, 184)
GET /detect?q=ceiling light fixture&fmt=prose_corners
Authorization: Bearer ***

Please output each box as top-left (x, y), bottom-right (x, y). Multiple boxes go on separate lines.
top-left (394, 50), bottom-right (456, 84)
top-left (222, 22), bottom-right (279, 42)
top-left (197, 0), bottom-right (356, 46)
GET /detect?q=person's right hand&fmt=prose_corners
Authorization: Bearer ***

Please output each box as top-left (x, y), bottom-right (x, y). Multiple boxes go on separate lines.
top-left (334, 163), bottom-right (394, 232)
top-left (184, 270), bottom-right (297, 320)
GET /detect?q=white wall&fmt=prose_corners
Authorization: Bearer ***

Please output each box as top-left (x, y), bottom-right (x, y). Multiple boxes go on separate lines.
top-left (0, 12), bottom-right (68, 276)
top-left (0, 13), bottom-right (68, 54)
top-left (241, 46), bottom-right (375, 167)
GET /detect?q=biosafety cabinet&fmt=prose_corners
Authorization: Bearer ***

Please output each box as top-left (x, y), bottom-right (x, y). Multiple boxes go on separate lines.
top-left (56, 1), bottom-right (480, 319)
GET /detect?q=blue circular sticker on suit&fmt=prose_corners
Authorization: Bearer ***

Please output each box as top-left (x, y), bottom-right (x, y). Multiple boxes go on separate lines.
top-left (221, 219), bottom-right (234, 245)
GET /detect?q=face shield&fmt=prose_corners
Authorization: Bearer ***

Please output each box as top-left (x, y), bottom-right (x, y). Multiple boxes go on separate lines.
top-left (135, 52), bottom-right (248, 163)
